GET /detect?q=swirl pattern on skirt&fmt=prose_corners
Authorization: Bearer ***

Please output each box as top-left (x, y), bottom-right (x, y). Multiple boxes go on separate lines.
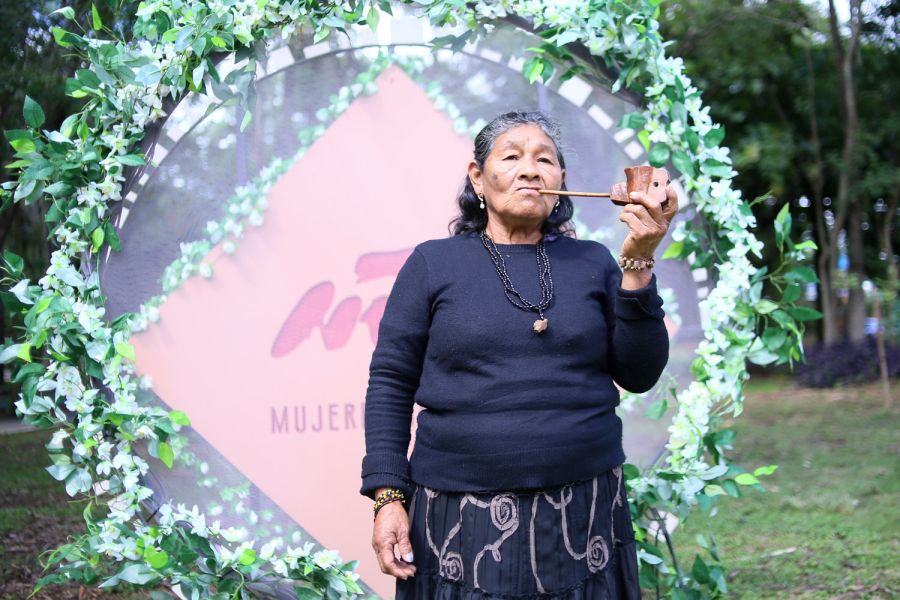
top-left (399, 465), bottom-right (638, 598)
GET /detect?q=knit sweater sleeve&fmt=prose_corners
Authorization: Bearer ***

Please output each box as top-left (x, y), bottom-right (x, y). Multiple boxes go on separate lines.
top-left (602, 249), bottom-right (669, 393)
top-left (360, 248), bottom-right (431, 498)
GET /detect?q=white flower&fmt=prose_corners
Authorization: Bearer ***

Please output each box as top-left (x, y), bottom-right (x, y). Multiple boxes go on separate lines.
top-left (47, 429), bottom-right (69, 450)
top-left (313, 549), bottom-right (341, 570)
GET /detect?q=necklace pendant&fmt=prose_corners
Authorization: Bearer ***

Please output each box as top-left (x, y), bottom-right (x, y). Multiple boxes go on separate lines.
top-left (533, 318), bottom-right (548, 334)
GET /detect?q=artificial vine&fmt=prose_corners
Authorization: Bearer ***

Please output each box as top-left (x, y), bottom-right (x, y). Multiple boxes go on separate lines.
top-left (1, 1), bottom-right (816, 598)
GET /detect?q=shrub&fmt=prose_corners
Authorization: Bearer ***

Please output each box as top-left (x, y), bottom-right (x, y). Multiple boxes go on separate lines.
top-left (795, 336), bottom-right (900, 388)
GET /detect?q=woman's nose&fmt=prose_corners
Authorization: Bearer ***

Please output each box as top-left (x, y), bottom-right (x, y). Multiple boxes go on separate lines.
top-left (518, 157), bottom-right (540, 179)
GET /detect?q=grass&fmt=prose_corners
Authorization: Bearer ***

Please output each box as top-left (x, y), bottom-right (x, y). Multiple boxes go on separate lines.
top-left (0, 427), bottom-right (156, 600)
top-left (667, 378), bottom-right (900, 599)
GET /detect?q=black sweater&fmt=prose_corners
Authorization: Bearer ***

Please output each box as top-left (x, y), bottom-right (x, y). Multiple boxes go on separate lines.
top-left (360, 232), bottom-right (668, 497)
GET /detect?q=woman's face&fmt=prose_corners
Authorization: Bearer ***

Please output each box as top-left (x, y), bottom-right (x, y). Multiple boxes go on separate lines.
top-left (468, 123), bottom-right (565, 230)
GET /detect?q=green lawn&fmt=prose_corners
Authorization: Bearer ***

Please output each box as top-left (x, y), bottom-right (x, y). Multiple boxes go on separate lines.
top-left (670, 378), bottom-right (900, 599)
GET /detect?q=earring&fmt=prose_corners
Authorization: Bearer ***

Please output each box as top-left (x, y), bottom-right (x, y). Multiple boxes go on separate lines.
top-left (478, 193), bottom-right (485, 210)
top-left (554, 200), bottom-right (560, 211)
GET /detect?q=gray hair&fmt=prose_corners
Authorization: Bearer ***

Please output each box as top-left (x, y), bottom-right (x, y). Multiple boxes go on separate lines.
top-left (472, 111), bottom-right (566, 169)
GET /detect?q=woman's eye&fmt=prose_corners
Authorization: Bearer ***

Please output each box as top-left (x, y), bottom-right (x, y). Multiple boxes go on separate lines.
top-left (539, 158), bottom-right (553, 164)
top-left (504, 155), bottom-right (518, 160)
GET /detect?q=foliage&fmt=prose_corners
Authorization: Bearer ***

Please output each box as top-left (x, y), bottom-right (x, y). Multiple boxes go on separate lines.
top-left (0, 0), bottom-right (820, 598)
top-left (659, 0), bottom-right (900, 343)
top-left (795, 337), bottom-right (900, 388)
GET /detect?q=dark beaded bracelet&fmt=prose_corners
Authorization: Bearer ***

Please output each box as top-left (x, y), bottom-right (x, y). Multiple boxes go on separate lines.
top-left (373, 488), bottom-right (406, 518)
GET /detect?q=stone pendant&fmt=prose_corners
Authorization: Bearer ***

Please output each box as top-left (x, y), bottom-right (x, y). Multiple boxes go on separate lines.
top-left (533, 318), bottom-right (548, 334)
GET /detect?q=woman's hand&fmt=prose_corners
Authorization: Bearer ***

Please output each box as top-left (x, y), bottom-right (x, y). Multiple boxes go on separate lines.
top-left (372, 494), bottom-right (416, 580)
top-left (618, 184), bottom-right (679, 290)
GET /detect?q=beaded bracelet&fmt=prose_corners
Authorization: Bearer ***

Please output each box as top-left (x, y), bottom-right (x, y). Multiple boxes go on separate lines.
top-left (373, 488), bottom-right (406, 518)
top-left (618, 255), bottom-right (656, 271)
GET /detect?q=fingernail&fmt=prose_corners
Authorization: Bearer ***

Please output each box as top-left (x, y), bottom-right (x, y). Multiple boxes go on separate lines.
top-left (629, 191), bottom-right (638, 198)
top-left (403, 552), bottom-right (415, 563)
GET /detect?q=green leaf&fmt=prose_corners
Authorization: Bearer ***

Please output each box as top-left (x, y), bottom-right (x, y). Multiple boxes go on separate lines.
top-left (753, 299), bottom-right (779, 314)
top-left (782, 283), bottom-right (801, 303)
top-left (91, 227), bottom-right (105, 252)
top-left (661, 240), bottom-right (684, 259)
top-left (637, 129), bottom-right (650, 151)
top-left (747, 347), bottom-right (778, 366)
top-left (691, 555), bottom-right (711, 584)
top-left (648, 143), bottom-right (669, 167)
top-left (91, 3), bottom-right (102, 30)
top-left (157, 442), bottom-right (174, 468)
top-left (104, 221), bottom-right (121, 251)
top-left (644, 397), bottom-right (667, 419)
top-left (3, 251), bottom-right (24, 276)
top-left (115, 341), bottom-right (135, 361)
top-left (785, 265), bottom-right (818, 284)
top-left (685, 128), bottom-right (700, 153)
top-left (735, 473), bottom-right (760, 486)
top-left (145, 547), bottom-right (169, 569)
top-left (618, 112), bottom-right (646, 129)
top-left (703, 126), bottom-right (725, 147)
top-left (703, 484), bottom-right (726, 496)
top-left (51, 27), bottom-right (81, 48)
top-left (240, 110), bottom-right (253, 132)
top-left (789, 306), bottom-right (822, 321)
top-left (17, 342), bottom-right (32, 363)
top-left (366, 6), bottom-right (380, 31)
top-left (47, 463), bottom-right (76, 481)
top-left (211, 36), bottom-right (228, 48)
top-left (64, 468), bottom-right (92, 496)
top-left (118, 154), bottom-right (145, 166)
top-left (524, 57), bottom-right (544, 84)
top-left (23, 96), bottom-right (45, 129)
top-left (622, 463), bottom-right (640, 480)
top-left (722, 479), bottom-right (741, 497)
top-left (239, 548), bottom-right (257, 566)
top-left (169, 410), bottom-right (191, 426)
top-left (294, 587), bottom-right (324, 600)
top-left (9, 137), bottom-right (36, 154)
top-left (700, 158), bottom-right (732, 178)
top-left (753, 464), bottom-right (778, 476)
top-left (35, 296), bottom-right (53, 313)
top-left (313, 27), bottom-right (330, 44)
top-left (762, 328), bottom-right (787, 350)
top-left (115, 564), bottom-right (157, 585)
top-left (50, 6), bottom-right (76, 20)
top-left (671, 150), bottom-right (695, 178)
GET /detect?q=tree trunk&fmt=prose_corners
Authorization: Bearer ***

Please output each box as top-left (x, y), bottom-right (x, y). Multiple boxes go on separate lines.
top-left (846, 201), bottom-right (867, 341)
top-left (803, 42), bottom-right (839, 344)
top-left (828, 0), bottom-right (864, 341)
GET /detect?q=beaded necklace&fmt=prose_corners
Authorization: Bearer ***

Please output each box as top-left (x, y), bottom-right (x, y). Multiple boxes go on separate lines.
top-left (480, 231), bottom-right (554, 334)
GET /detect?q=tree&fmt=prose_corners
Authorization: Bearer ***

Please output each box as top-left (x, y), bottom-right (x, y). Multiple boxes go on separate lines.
top-left (660, 0), bottom-right (900, 345)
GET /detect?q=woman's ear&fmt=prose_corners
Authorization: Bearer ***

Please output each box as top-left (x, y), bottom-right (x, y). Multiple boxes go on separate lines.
top-left (560, 168), bottom-right (566, 188)
top-left (467, 159), bottom-right (483, 196)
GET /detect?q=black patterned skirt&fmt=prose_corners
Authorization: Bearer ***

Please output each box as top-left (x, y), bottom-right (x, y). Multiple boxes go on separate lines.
top-left (395, 465), bottom-right (641, 599)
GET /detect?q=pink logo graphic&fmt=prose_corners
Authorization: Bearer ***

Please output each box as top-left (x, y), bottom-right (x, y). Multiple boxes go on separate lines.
top-left (271, 249), bottom-right (412, 356)
top-left (129, 66), bottom-right (472, 597)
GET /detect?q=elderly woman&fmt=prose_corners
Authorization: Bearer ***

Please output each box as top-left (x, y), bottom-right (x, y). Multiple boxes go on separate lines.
top-left (360, 110), bottom-right (676, 599)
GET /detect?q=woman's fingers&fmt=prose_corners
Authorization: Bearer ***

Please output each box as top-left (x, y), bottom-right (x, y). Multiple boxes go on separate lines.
top-left (372, 504), bottom-right (417, 580)
top-left (397, 526), bottom-right (415, 564)
top-left (662, 184), bottom-right (679, 224)
top-left (628, 190), bottom-right (664, 222)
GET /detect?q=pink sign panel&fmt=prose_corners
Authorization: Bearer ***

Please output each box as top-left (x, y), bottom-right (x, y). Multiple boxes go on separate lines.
top-left (130, 66), bottom-right (472, 597)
